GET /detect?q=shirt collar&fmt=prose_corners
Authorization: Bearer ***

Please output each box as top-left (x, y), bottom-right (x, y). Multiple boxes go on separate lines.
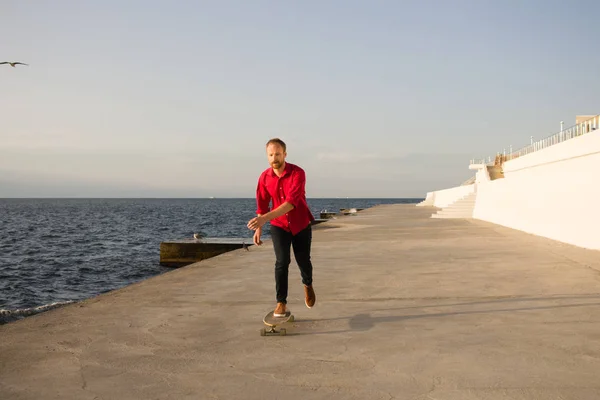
top-left (270, 162), bottom-right (291, 178)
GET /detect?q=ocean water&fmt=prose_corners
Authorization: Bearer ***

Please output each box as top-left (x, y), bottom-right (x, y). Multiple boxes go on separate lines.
top-left (0, 197), bottom-right (421, 324)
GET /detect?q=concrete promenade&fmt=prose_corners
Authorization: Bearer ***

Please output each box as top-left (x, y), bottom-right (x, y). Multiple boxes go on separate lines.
top-left (2, 204), bottom-right (600, 399)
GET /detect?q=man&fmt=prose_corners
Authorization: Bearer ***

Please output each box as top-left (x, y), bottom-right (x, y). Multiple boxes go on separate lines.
top-left (247, 138), bottom-right (316, 317)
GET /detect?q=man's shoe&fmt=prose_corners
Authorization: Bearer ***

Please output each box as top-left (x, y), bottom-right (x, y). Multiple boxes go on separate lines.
top-left (304, 285), bottom-right (316, 308)
top-left (274, 302), bottom-right (287, 317)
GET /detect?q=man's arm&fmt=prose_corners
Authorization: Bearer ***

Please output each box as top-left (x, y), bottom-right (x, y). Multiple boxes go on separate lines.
top-left (253, 214), bottom-right (265, 245)
top-left (260, 202), bottom-right (294, 221)
top-left (255, 174), bottom-right (271, 216)
top-left (284, 168), bottom-right (306, 209)
top-left (247, 202), bottom-right (294, 230)
top-left (250, 174), bottom-right (275, 231)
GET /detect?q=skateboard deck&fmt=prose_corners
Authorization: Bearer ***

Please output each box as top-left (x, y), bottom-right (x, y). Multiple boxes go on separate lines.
top-left (261, 310), bottom-right (295, 336)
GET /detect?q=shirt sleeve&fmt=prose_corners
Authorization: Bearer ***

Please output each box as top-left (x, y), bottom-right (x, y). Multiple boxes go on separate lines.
top-left (256, 173), bottom-right (271, 215)
top-left (286, 168), bottom-right (306, 208)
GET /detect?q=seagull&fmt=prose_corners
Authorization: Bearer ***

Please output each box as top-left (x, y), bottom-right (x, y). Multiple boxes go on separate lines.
top-left (0, 62), bottom-right (28, 67)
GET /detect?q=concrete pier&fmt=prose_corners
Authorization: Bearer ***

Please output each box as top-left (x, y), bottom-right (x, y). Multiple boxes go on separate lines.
top-left (159, 238), bottom-right (252, 267)
top-left (319, 210), bottom-right (338, 219)
top-left (340, 207), bottom-right (364, 213)
top-left (2, 204), bottom-right (600, 399)
top-left (161, 220), bottom-right (331, 267)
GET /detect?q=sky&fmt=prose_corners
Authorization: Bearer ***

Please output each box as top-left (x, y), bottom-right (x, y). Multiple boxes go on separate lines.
top-left (2, 0), bottom-right (600, 198)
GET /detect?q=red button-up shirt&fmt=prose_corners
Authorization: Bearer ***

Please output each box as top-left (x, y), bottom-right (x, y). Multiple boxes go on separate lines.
top-left (255, 162), bottom-right (315, 235)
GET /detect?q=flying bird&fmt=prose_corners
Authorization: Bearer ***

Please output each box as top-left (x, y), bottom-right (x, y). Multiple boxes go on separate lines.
top-left (1, 62), bottom-right (28, 67)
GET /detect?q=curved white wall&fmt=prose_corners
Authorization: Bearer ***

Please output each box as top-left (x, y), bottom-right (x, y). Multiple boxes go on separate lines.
top-left (473, 130), bottom-right (600, 250)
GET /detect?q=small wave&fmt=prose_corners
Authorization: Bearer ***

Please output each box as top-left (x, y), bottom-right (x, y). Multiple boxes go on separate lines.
top-left (40, 234), bottom-right (63, 240)
top-left (0, 300), bottom-right (75, 317)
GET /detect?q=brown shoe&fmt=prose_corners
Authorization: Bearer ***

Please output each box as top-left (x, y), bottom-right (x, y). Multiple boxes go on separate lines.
top-left (304, 285), bottom-right (316, 308)
top-left (274, 302), bottom-right (287, 317)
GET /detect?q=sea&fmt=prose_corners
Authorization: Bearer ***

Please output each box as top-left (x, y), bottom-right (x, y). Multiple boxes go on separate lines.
top-left (0, 197), bottom-right (421, 324)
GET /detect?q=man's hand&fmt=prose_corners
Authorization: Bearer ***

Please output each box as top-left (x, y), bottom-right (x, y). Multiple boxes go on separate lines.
top-left (253, 228), bottom-right (263, 246)
top-left (247, 215), bottom-right (267, 231)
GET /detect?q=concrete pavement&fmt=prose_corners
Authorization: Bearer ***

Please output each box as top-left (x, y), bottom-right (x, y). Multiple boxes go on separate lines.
top-left (2, 204), bottom-right (600, 399)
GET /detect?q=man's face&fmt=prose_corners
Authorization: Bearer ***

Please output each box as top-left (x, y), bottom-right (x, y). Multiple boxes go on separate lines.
top-left (266, 143), bottom-right (286, 169)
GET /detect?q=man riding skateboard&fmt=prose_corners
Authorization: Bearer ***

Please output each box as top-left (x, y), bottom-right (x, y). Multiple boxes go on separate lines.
top-left (247, 138), bottom-right (316, 317)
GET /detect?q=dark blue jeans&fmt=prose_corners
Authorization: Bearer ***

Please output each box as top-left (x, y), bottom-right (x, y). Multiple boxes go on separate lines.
top-left (270, 224), bottom-right (313, 304)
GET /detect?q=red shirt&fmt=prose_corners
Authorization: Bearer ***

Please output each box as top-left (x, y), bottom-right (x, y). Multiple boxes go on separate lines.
top-left (255, 162), bottom-right (315, 235)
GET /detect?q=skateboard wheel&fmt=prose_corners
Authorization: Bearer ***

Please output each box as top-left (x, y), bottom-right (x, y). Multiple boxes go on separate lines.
top-left (280, 328), bottom-right (286, 336)
top-left (289, 315), bottom-right (295, 323)
top-left (260, 328), bottom-right (266, 336)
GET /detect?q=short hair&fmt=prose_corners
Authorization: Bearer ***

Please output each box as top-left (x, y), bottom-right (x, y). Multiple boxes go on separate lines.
top-left (266, 138), bottom-right (286, 152)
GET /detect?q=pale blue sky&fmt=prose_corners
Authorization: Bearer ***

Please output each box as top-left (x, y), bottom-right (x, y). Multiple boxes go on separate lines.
top-left (1, 1), bottom-right (599, 198)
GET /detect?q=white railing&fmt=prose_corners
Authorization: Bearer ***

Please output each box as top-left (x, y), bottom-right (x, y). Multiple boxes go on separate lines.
top-left (470, 114), bottom-right (600, 166)
top-left (505, 115), bottom-right (599, 162)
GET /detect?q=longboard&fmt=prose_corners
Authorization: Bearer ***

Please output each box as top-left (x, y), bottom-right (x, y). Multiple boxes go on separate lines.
top-left (261, 310), bottom-right (294, 336)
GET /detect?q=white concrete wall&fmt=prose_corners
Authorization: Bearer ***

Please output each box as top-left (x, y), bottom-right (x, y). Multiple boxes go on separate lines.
top-left (475, 165), bottom-right (490, 183)
top-left (473, 129), bottom-right (600, 250)
top-left (421, 184), bottom-right (475, 208)
top-left (416, 191), bottom-right (435, 206)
